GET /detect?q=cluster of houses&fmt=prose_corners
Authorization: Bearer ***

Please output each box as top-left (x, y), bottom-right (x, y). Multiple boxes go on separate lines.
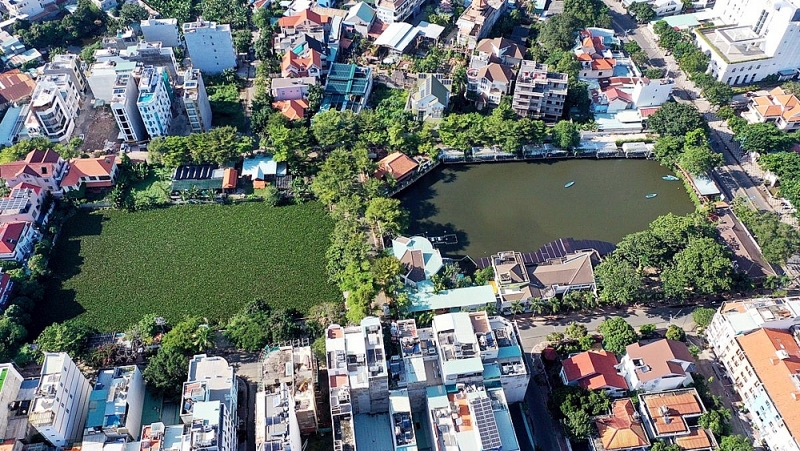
top-left (0, 353), bottom-right (237, 451)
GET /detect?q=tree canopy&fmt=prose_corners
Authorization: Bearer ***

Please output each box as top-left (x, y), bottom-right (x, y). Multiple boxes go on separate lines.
top-left (735, 122), bottom-right (794, 154)
top-left (647, 103), bottom-right (706, 137)
top-left (628, 2), bottom-right (655, 23)
top-left (599, 318), bottom-right (638, 354)
top-left (552, 121), bottom-right (581, 150)
top-left (594, 254), bottom-right (642, 306)
top-left (662, 237), bottom-right (734, 300)
top-left (692, 307), bottom-right (716, 329)
top-left (36, 320), bottom-right (96, 358)
top-left (224, 299), bottom-right (300, 351)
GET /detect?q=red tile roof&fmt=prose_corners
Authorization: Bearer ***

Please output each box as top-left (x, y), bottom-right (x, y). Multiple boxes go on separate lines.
top-left (596, 399), bottom-right (650, 450)
top-left (278, 9), bottom-right (329, 28)
top-left (562, 350), bottom-right (628, 391)
top-left (0, 221), bottom-right (27, 255)
top-left (375, 152), bottom-right (418, 181)
top-left (604, 87), bottom-right (633, 103)
top-left (0, 70), bottom-right (36, 105)
top-left (0, 149), bottom-right (62, 181)
top-left (273, 99), bottom-right (308, 120)
top-left (61, 156), bottom-right (116, 189)
top-left (625, 339), bottom-right (694, 382)
top-left (639, 107), bottom-right (660, 118)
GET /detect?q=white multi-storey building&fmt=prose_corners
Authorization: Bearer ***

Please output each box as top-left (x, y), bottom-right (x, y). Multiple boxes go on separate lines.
top-left (136, 66), bottom-right (172, 138)
top-left (181, 355), bottom-right (238, 451)
top-left (110, 74), bottom-right (147, 143)
top-left (25, 74), bottom-right (80, 143)
top-left (86, 59), bottom-right (139, 103)
top-left (0, 0), bottom-right (55, 19)
top-left (141, 18), bottom-right (182, 48)
top-left (0, 363), bottom-right (24, 439)
top-left (82, 365), bottom-right (145, 442)
top-left (43, 54), bottom-right (86, 94)
top-left (182, 19), bottom-right (237, 75)
top-left (28, 353), bottom-right (92, 448)
top-left (512, 61), bottom-right (569, 122)
top-left (694, 0), bottom-right (800, 84)
top-left (182, 67), bottom-right (212, 133)
top-left (375, 0), bottom-right (425, 23)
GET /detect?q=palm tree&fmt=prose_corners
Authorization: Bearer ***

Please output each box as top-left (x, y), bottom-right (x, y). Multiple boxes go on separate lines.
top-left (193, 323), bottom-right (215, 352)
top-left (510, 300), bottom-right (525, 321)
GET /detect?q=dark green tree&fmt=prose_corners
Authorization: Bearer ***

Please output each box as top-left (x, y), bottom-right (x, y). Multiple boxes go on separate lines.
top-left (599, 317), bottom-right (638, 355)
top-left (552, 120), bottom-right (581, 150)
top-left (143, 347), bottom-right (189, 399)
top-left (692, 307), bottom-right (716, 329)
top-left (628, 2), bottom-right (655, 23)
top-left (594, 253), bottom-right (642, 306)
top-left (647, 102), bottom-right (705, 137)
top-left (665, 324), bottom-right (686, 342)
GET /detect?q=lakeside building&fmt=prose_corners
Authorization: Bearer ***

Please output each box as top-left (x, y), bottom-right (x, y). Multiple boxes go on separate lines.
top-left (136, 66), bottom-right (172, 139)
top-left (61, 156), bottom-right (118, 193)
top-left (693, 0), bottom-right (800, 85)
top-left (25, 74), bottom-right (80, 143)
top-left (181, 67), bottom-right (212, 133)
top-left (29, 353), bottom-right (92, 448)
top-left (344, 2), bottom-right (376, 36)
top-left (141, 19), bottom-right (182, 48)
top-left (511, 60), bottom-right (568, 122)
top-left (0, 149), bottom-right (66, 195)
top-left (574, 28), bottom-right (621, 80)
top-left (182, 19), bottom-right (237, 75)
top-left (82, 366), bottom-right (145, 442)
top-left (405, 74), bottom-right (451, 121)
top-left (0, 184), bottom-right (44, 224)
top-left (180, 355), bottom-right (238, 451)
top-left (0, 221), bottom-right (40, 262)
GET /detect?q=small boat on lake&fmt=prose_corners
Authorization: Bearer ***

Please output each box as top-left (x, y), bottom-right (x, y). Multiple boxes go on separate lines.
top-left (662, 175), bottom-right (680, 181)
top-left (645, 193), bottom-right (658, 199)
top-left (564, 181), bottom-right (575, 188)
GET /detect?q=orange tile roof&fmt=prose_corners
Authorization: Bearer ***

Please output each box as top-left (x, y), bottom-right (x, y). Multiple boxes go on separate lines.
top-left (281, 50), bottom-right (322, 76)
top-left (675, 428), bottom-right (713, 450)
top-left (222, 168), bottom-right (237, 189)
top-left (644, 391), bottom-right (703, 435)
top-left (737, 328), bottom-right (800, 443)
top-left (751, 87), bottom-right (800, 122)
top-left (596, 399), bottom-right (650, 450)
top-left (562, 350), bottom-right (628, 391)
top-left (591, 58), bottom-right (616, 71)
top-left (375, 152), bottom-right (418, 181)
top-left (273, 99), bottom-right (308, 121)
top-left (278, 9), bottom-right (329, 28)
top-left (448, 392), bottom-right (474, 431)
top-left (0, 69), bottom-right (36, 104)
top-left (61, 156), bottom-right (117, 189)
top-left (0, 149), bottom-right (62, 181)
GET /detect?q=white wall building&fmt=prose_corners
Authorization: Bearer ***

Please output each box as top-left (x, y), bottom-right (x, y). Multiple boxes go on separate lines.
top-left (694, 0), bottom-right (800, 84)
top-left (43, 54), bottom-right (86, 94)
top-left (29, 353), bottom-right (92, 448)
top-left (91, 0), bottom-right (116, 11)
top-left (182, 67), bottom-right (212, 133)
top-left (110, 74), bottom-right (147, 143)
top-left (0, 221), bottom-right (40, 262)
top-left (0, 0), bottom-right (55, 19)
top-left (182, 19), bottom-right (237, 75)
top-left (86, 59), bottom-right (139, 103)
top-left (632, 77), bottom-right (675, 107)
top-left (0, 363), bottom-right (24, 439)
top-left (141, 18), bottom-right (182, 48)
top-left (181, 355), bottom-right (238, 451)
top-left (375, 0), bottom-right (425, 23)
top-left (25, 74), bottom-right (80, 143)
top-left (270, 76), bottom-right (317, 101)
top-left (136, 66), bottom-right (172, 139)
top-left (617, 339), bottom-right (695, 392)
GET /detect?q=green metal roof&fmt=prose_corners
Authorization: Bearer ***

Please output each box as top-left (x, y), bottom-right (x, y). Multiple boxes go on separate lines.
top-left (171, 178), bottom-right (223, 192)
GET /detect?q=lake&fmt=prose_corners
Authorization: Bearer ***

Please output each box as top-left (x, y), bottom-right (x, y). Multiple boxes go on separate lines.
top-left (398, 159), bottom-right (695, 258)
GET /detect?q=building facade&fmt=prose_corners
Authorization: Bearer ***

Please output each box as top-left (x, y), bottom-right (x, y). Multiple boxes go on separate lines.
top-left (181, 355), bottom-right (238, 451)
top-left (0, 221), bottom-right (40, 262)
top-left (136, 66), bottom-right (172, 139)
top-left (181, 67), bottom-right (212, 133)
top-left (375, 0), bottom-right (425, 23)
top-left (43, 54), bottom-right (86, 94)
top-left (110, 74), bottom-right (147, 143)
top-left (455, 0), bottom-right (508, 49)
top-left (141, 18), bottom-right (182, 48)
top-left (83, 366), bottom-right (145, 441)
top-left (0, 0), bottom-right (55, 19)
top-left (183, 19), bottom-right (237, 75)
top-left (25, 74), bottom-right (80, 143)
top-left (512, 61), bottom-right (568, 121)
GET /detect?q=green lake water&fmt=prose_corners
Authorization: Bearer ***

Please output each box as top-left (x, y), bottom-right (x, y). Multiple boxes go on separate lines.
top-left (398, 159), bottom-right (695, 259)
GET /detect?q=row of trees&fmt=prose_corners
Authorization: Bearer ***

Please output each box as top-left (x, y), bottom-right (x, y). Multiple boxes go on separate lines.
top-left (146, 126), bottom-right (253, 167)
top-left (732, 198), bottom-right (800, 264)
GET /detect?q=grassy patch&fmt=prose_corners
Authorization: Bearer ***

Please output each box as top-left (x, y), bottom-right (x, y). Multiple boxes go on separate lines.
top-left (38, 202), bottom-right (338, 332)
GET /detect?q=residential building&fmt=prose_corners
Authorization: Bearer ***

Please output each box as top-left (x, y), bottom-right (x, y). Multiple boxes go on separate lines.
top-left (182, 19), bottom-right (237, 75)
top-left (474, 312), bottom-right (530, 402)
top-left (597, 87), bottom-right (635, 113)
top-left (389, 319), bottom-right (441, 410)
top-left (0, 70), bottom-right (36, 112)
top-left (694, 0), bottom-right (800, 85)
top-left (110, 74), bottom-right (147, 143)
top-left (512, 60), bottom-right (568, 121)
top-left (275, 10), bottom-right (331, 53)
top-left (0, 149), bottom-right (66, 194)
top-left (455, 0), bottom-right (508, 49)
top-left (0, 364), bottom-right (24, 439)
top-left (745, 86), bottom-right (800, 131)
top-left (29, 353), bottom-right (92, 448)
top-left (83, 366), bottom-right (145, 441)
top-left (139, 422), bottom-right (190, 451)
top-left (391, 235), bottom-right (442, 287)
top-left (0, 184), bottom-right (44, 224)
top-left (472, 37), bottom-right (526, 68)
top-left (426, 383), bottom-right (520, 451)
top-left (180, 355), bottom-right (238, 451)
top-left (0, 106), bottom-right (27, 148)
top-left (406, 74), bottom-right (450, 121)
top-left (560, 350), bottom-right (628, 396)
top-left (136, 66), bottom-right (172, 138)
top-left (389, 390), bottom-right (417, 451)
top-left (92, 0), bottom-right (116, 11)
top-left (43, 54), bottom-right (86, 94)
top-left (0, 32), bottom-right (26, 58)
top-left (590, 399), bottom-right (650, 451)
top-left (466, 63), bottom-right (514, 108)
top-left (575, 28), bottom-right (620, 79)
top-left (376, 0), bottom-right (424, 23)
top-left (25, 74), bottom-right (80, 143)
top-left (0, 0), bottom-right (55, 19)
top-left (0, 32), bottom-right (41, 69)
top-left (241, 154), bottom-right (287, 189)
top-left (121, 42), bottom-right (180, 80)
top-left (0, 272), bottom-right (13, 308)
top-left (407, 284), bottom-right (499, 314)
top-left (61, 156), bottom-right (118, 193)
top-left (374, 22), bottom-right (421, 55)
top-left (102, 27), bottom-right (138, 51)
top-left (86, 58), bottom-right (139, 103)
top-left (321, 63), bottom-right (372, 113)
top-left (182, 67), bottom-right (212, 133)
top-left (272, 99), bottom-right (309, 121)
top-left (281, 50), bottom-right (323, 78)
top-left (631, 77), bottom-right (675, 108)
top-left (343, 2), bottom-right (376, 36)
top-left (256, 382), bottom-right (301, 451)
top-left (623, 0), bottom-right (683, 16)
top-left (639, 389), bottom-right (716, 450)
top-left (430, 313), bottom-right (483, 386)
top-left (618, 339), bottom-right (695, 392)
top-left (0, 221), bottom-right (40, 262)
top-left (271, 76), bottom-right (317, 101)
top-left (141, 18), bottom-right (182, 48)
top-left (376, 152), bottom-right (419, 183)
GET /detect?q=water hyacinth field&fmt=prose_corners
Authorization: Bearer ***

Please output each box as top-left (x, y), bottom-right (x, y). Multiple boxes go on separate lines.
top-left (37, 202), bottom-right (338, 332)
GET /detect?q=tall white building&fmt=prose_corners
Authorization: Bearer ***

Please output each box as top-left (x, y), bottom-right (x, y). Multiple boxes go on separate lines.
top-left (181, 355), bottom-right (238, 451)
top-left (83, 365), bottom-right (145, 442)
top-left (181, 67), bottom-right (212, 133)
top-left (110, 74), bottom-right (147, 143)
top-left (0, 0), bottom-right (55, 19)
top-left (25, 74), bottom-right (80, 143)
top-left (28, 353), bottom-right (92, 448)
top-left (375, 0), bottom-right (425, 23)
top-left (140, 18), bottom-right (182, 48)
top-left (43, 54), bottom-right (86, 94)
top-left (136, 66), bottom-right (172, 138)
top-left (0, 363), bottom-right (24, 439)
top-left (695, 0), bottom-right (800, 84)
top-left (86, 59), bottom-right (139, 103)
top-left (182, 19), bottom-right (237, 75)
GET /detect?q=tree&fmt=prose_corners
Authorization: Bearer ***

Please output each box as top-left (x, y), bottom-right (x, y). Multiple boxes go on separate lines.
top-left (594, 253), bottom-right (642, 306)
top-left (639, 323), bottom-right (656, 338)
top-left (665, 324), bottom-right (686, 342)
top-left (371, 256), bottom-right (403, 290)
top-left (735, 122), bottom-right (793, 153)
top-left (647, 102), bottom-right (705, 137)
top-left (718, 435), bottom-right (753, 451)
top-left (36, 321), bottom-right (95, 358)
top-left (311, 110), bottom-right (359, 149)
top-left (616, 230), bottom-right (668, 269)
top-left (698, 409), bottom-right (731, 437)
top-left (538, 13), bottom-right (581, 51)
top-left (662, 237), bottom-right (734, 300)
top-left (692, 307), bottom-right (716, 328)
top-left (27, 253), bottom-right (50, 278)
top-left (599, 317), bottom-right (638, 355)
top-left (628, 2), bottom-right (655, 23)
top-left (160, 317), bottom-right (208, 355)
top-left (702, 81), bottom-right (734, 107)
top-left (565, 322), bottom-right (588, 340)
top-left (564, 0), bottom-right (612, 28)
top-left (678, 142), bottom-right (723, 175)
top-left (119, 3), bottom-right (149, 26)
top-left (365, 197), bottom-right (408, 236)
top-left (689, 344), bottom-right (701, 358)
top-left (143, 347), bottom-right (189, 399)
top-left (510, 300), bottom-right (525, 319)
top-left (552, 121), bottom-right (581, 150)
top-left (650, 441), bottom-right (682, 451)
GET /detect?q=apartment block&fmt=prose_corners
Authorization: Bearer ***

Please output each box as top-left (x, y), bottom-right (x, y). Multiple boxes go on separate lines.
top-left (86, 58), bottom-right (139, 103)
top-left (388, 390), bottom-right (417, 451)
top-left (136, 66), bottom-right (172, 139)
top-left (181, 67), bottom-right (212, 133)
top-left (0, 364), bottom-right (24, 439)
top-left (83, 366), bottom-right (145, 442)
top-left (141, 18), bottom-right (182, 48)
top-left (455, 0), bottom-right (507, 49)
top-left (28, 353), bottom-right (92, 448)
top-left (43, 54), bottom-right (86, 94)
top-left (258, 344), bottom-right (318, 440)
top-left (694, 0), bottom-right (800, 85)
top-left (389, 319), bottom-right (441, 410)
top-left (0, 0), bottom-right (55, 19)
top-left (181, 355), bottom-right (238, 451)
top-left (182, 19), bottom-right (237, 75)
top-left (25, 74), bottom-right (80, 143)
top-left (375, 0), bottom-right (425, 24)
top-left (512, 60), bottom-right (568, 122)
top-left (110, 74), bottom-right (147, 143)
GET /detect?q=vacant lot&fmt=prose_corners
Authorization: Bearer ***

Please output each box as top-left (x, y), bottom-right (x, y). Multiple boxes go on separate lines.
top-left (38, 202), bottom-right (338, 332)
